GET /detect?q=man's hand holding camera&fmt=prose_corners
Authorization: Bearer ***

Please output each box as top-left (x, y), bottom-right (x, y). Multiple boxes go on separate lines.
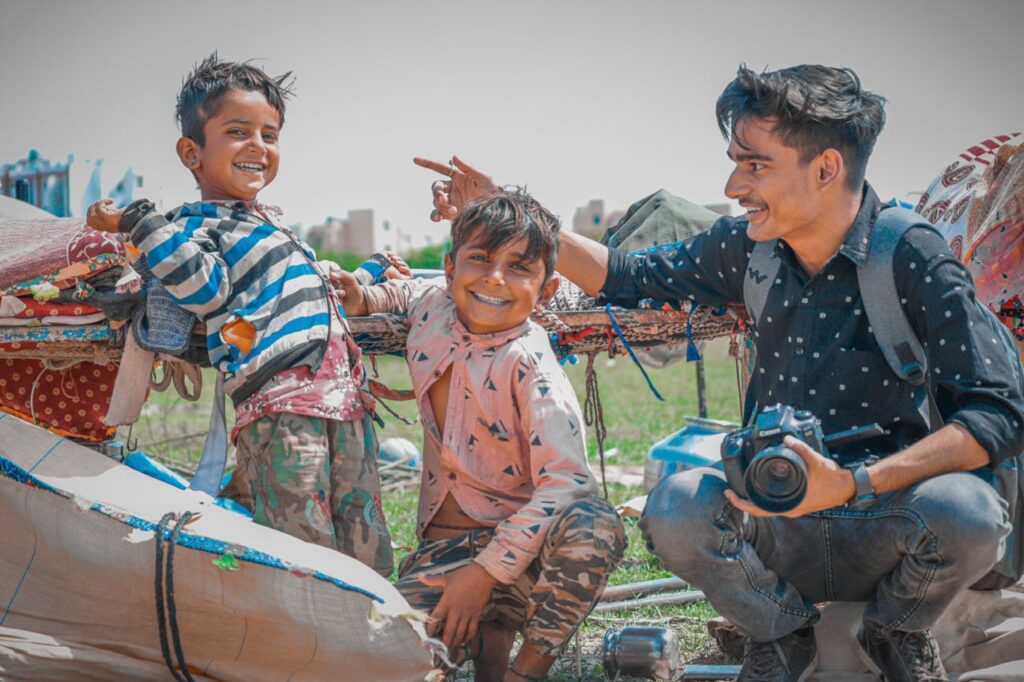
top-left (720, 404), bottom-right (878, 518)
top-left (723, 436), bottom-right (857, 518)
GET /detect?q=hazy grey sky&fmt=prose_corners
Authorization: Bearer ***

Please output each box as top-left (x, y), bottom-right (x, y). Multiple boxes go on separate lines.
top-left (2, 0), bottom-right (1022, 248)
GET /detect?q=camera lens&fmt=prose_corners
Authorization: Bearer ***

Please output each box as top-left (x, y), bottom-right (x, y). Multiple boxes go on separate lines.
top-left (767, 459), bottom-right (793, 482)
top-left (745, 445), bottom-right (808, 512)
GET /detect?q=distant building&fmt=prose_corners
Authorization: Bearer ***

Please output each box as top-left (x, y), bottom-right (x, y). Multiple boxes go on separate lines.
top-left (572, 199), bottom-right (624, 240)
top-left (572, 199), bottom-right (604, 237)
top-left (0, 150), bottom-right (72, 217)
top-left (306, 208), bottom-right (376, 256)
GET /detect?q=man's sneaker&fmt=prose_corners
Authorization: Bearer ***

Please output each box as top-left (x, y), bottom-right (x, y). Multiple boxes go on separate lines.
top-left (738, 627), bottom-right (818, 682)
top-left (856, 623), bottom-right (947, 681)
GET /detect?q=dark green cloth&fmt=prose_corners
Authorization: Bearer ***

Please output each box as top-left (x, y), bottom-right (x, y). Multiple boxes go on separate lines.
top-left (600, 189), bottom-right (719, 251)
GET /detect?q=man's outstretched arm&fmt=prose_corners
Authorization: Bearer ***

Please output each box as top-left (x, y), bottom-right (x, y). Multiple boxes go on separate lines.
top-left (413, 155), bottom-right (750, 305)
top-left (553, 229), bottom-right (610, 297)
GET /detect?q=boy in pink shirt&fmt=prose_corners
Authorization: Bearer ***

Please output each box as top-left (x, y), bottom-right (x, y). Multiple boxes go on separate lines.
top-left (335, 189), bottom-right (625, 682)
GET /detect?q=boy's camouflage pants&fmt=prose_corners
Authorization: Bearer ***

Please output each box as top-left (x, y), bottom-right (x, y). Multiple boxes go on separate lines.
top-left (233, 410), bottom-right (394, 577)
top-left (395, 497), bottom-right (626, 658)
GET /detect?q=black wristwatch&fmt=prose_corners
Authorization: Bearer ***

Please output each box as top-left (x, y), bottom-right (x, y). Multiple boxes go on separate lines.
top-left (118, 198), bottom-right (156, 234)
top-left (849, 462), bottom-right (877, 507)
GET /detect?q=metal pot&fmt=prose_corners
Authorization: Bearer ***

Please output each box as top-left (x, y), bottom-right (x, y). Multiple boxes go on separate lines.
top-left (603, 625), bottom-right (680, 680)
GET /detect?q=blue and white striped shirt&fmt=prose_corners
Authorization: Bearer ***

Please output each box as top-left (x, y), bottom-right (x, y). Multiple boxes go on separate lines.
top-left (129, 201), bottom-right (340, 403)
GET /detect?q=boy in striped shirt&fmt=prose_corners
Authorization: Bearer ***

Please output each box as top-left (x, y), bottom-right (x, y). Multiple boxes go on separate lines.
top-left (86, 54), bottom-right (394, 576)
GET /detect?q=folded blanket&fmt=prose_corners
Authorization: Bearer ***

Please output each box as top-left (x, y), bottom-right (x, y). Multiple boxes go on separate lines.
top-left (0, 313), bottom-right (107, 327)
top-left (0, 219), bottom-right (125, 291)
top-left (0, 295), bottom-right (101, 319)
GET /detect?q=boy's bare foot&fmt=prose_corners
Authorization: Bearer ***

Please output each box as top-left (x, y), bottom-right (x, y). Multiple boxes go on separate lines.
top-left (472, 621), bottom-right (515, 682)
top-left (504, 640), bottom-right (557, 682)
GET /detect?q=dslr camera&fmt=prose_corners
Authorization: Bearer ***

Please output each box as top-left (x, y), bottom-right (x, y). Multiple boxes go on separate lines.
top-left (721, 404), bottom-right (881, 513)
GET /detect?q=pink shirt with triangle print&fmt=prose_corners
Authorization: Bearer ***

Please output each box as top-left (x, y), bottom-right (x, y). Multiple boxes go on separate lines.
top-left (363, 278), bottom-right (598, 584)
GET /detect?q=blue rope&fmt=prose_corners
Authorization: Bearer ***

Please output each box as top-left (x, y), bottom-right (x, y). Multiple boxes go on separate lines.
top-left (685, 312), bottom-right (702, 362)
top-left (28, 436), bottom-right (64, 473)
top-left (604, 304), bottom-right (664, 402)
top-left (0, 537), bottom-right (36, 626)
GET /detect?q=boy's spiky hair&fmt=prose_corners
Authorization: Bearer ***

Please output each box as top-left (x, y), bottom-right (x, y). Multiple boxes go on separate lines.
top-left (176, 52), bottom-right (295, 144)
top-left (450, 187), bottom-right (561, 281)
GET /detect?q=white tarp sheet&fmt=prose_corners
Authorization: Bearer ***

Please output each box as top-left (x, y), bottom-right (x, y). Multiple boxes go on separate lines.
top-left (0, 414), bottom-right (435, 681)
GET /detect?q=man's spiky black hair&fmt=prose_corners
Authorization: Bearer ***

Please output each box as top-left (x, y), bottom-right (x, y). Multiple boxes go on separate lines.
top-left (716, 64), bottom-right (887, 189)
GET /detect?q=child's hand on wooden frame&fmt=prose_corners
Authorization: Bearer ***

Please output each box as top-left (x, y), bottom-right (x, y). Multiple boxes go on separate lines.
top-left (328, 269), bottom-right (368, 316)
top-left (381, 251), bottom-right (412, 280)
top-left (86, 199), bottom-right (124, 233)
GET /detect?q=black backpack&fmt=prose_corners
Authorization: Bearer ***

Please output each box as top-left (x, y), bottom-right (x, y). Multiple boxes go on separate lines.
top-left (744, 206), bottom-right (1024, 589)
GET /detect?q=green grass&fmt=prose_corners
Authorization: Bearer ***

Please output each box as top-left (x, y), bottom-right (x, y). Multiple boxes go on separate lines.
top-left (561, 340), bottom-right (742, 466)
top-left (128, 338), bottom-right (743, 677)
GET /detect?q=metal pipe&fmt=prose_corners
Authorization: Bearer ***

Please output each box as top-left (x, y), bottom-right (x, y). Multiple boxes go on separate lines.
top-left (600, 577), bottom-right (689, 603)
top-left (593, 590), bottom-right (706, 613)
top-left (682, 664), bottom-right (740, 680)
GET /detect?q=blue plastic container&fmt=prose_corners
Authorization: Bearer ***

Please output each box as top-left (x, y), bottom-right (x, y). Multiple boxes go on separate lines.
top-left (643, 417), bottom-right (739, 492)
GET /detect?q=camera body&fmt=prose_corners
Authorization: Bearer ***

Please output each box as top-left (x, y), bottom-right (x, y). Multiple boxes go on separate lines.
top-left (721, 404), bottom-right (826, 513)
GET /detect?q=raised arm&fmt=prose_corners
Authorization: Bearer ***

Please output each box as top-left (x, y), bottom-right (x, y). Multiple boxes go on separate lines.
top-left (88, 198), bottom-right (232, 317)
top-left (413, 156), bottom-right (754, 303)
top-left (413, 155), bottom-right (499, 222)
top-left (553, 230), bottom-right (611, 297)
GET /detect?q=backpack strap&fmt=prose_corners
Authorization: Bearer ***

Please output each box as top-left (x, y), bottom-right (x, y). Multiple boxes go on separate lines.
top-left (741, 240), bottom-right (781, 426)
top-left (857, 207), bottom-right (930, 386)
top-left (859, 207), bottom-right (1024, 587)
top-left (858, 206), bottom-right (944, 430)
top-left (744, 239), bottom-right (781, 327)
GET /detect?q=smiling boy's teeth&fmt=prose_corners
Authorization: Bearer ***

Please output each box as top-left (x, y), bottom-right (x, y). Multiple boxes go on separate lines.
top-left (236, 163), bottom-right (263, 171)
top-left (473, 292), bottom-right (507, 305)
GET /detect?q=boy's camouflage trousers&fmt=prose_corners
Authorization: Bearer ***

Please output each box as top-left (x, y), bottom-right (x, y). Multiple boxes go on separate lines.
top-left (395, 497), bottom-right (626, 658)
top-left (233, 411), bottom-right (394, 577)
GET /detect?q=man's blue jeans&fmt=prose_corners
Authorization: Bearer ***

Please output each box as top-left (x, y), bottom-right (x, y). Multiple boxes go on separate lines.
top-left (640, 468), bottom-right (1010, 643)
